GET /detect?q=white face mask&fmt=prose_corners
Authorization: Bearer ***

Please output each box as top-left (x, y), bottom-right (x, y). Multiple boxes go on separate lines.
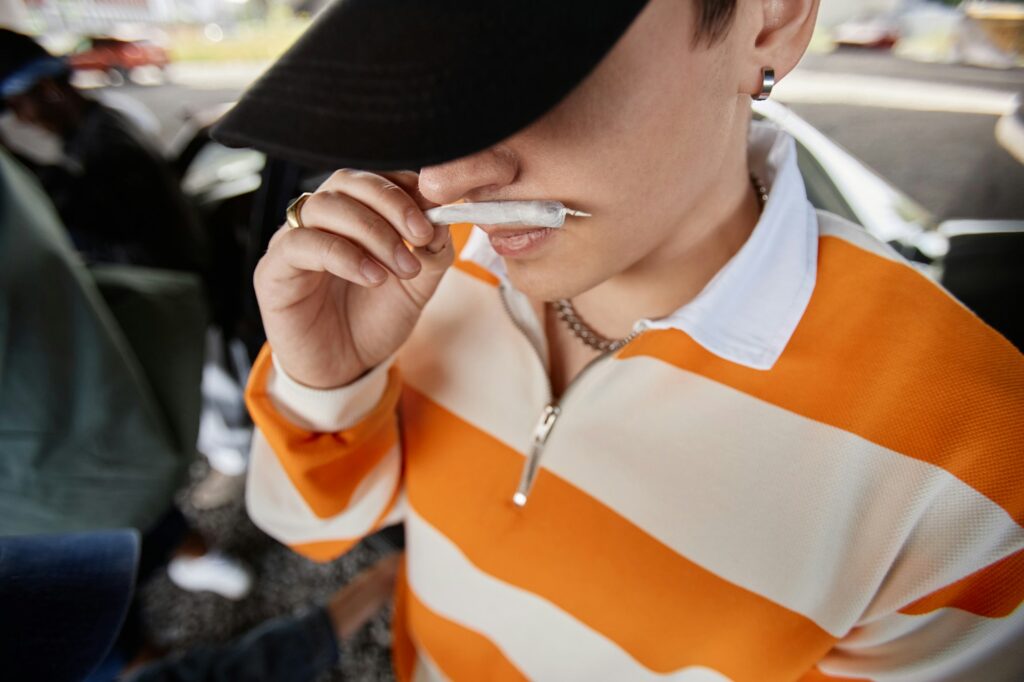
top-left (0, 111), bottom-right (64, 165)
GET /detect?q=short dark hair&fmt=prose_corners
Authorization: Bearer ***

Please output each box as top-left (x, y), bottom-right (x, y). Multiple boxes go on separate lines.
top-left (695, 0), bottom-right (738, 44)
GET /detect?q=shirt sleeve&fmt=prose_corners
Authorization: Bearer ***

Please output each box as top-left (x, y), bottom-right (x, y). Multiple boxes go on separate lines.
top-left (244, 344), bottom-right (405, 562)
top-left (802, 548), bottom-right (1024, 681)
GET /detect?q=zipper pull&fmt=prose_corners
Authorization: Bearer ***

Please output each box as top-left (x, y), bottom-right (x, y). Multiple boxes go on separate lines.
top-left (513, 404), bottom-right (561, 507)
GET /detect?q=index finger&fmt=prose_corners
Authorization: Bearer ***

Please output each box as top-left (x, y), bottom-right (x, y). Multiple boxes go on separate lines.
top-left (380, 170), bottom-right (451, 255)
top-left (379, 170), bottom-right (437, 211)
top-left (319, 169), bottom-right (435, 248)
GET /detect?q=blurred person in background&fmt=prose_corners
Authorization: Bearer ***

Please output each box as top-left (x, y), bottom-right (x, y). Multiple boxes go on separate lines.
top-left (0, 137), bottom-right (207, 674)
top-left (0, 29), bottom-right (262, 638)
top-left (0, 145), bottom-right (189, 544)
top-left (0, 28), bottom-right (207, 274)
top-left (1, 529), bottom-right (400, 682)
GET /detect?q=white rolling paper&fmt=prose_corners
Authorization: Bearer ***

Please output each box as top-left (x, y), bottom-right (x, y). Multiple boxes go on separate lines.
top-left (424, 201), bottom-right (590, 229)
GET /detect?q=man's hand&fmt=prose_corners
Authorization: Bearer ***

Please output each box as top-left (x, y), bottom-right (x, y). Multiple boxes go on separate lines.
top-left (254, 169), bottom-right (454, 389)
top-left (327, 553), bottom-right (402, 641)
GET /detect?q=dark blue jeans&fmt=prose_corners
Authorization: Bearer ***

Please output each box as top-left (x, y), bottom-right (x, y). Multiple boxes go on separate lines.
top-left (124, 606), bottom-right (339, 682)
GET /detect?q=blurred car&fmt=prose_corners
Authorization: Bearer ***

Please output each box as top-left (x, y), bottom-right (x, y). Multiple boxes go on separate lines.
top-left (168, 100), bottom-right (1023, 351)
top-left (67, 37), bottom-right (170, 83)
top-left (833, 14), bottom-right (902, 50)
top-left (996, 93), bottom-right (1024, 164)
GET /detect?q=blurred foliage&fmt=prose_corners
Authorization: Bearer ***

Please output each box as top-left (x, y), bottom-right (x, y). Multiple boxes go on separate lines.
top-left (167, 9), bottom-right (310, 62)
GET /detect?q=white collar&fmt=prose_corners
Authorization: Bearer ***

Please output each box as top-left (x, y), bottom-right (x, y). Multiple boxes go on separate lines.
top-left (459, 120), bottom-right (819, 370)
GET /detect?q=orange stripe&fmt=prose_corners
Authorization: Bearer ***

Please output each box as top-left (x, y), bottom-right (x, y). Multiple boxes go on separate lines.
top-left (287, 538), bottom-right (357, 563)
top-left (453, 258), bottom-right (500, 287)
top-left (245, 345), bottom-right (403, 518)
top-left (451, 222), bottom-right (499, 286)
top-left (288, 480), bottom-right (405, 563)
top-left (901, 547), bottom-right (1024, 618)
top-left (798, 667), bottom-right (868, 682)
top-left (450, 222), bottom-right (473, 254)
top-left (619, 236), bottom-right (1024, 526)
top-left (406, 581), bottom-right (528, 681)
top-left (392, 558), bottom-right (416, 682)
top-left (400, 386), bottom-right (836, 681)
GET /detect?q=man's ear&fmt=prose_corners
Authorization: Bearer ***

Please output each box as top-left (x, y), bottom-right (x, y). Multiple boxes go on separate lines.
top-left (739, 0), bottom-right (820, 97)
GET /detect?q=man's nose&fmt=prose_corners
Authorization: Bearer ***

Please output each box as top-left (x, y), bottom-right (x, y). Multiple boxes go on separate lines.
top-left (418, 145), bottom-right (518, 205)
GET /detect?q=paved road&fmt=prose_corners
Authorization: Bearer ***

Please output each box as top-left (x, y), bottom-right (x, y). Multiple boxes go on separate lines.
top-left (787, 50), bottom-right (1023, 221)
top-left (787, 103), bottom-right (1023, 221)
top-left (799, 47), bottom-right (1023, 93)
top-left (118, 50), bottom-right (1023, 223)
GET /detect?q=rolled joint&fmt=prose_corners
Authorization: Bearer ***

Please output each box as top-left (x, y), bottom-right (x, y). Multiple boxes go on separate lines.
top-left (425, 200), bottom-right (590, 228)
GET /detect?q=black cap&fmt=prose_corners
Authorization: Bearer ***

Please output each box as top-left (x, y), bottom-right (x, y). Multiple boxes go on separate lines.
top-left (212, 0), bottom-right (650, 170)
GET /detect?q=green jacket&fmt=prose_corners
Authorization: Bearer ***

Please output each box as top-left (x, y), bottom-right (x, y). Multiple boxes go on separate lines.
top-left (0, 149), bottom-right (204, 534)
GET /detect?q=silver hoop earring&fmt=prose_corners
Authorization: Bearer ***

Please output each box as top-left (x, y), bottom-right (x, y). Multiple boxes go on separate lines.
top-left (754, 67), bottom-right (775, 101)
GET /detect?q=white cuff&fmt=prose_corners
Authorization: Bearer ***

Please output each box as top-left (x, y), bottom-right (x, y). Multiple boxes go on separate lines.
top-left (267, 354), bottom-right (395, 433)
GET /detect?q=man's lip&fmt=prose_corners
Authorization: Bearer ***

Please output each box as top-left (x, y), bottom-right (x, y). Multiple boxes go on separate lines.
top-left (478, 224), bottom-right (553, 237)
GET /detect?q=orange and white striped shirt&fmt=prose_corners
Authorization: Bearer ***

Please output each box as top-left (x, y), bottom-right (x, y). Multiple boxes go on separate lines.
top-left (245, 123), bottom-right (1024, 681)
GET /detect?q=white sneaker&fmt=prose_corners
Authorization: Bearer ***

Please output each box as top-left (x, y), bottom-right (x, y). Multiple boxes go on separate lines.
top-left (168, 552), bottom-right (253, 601)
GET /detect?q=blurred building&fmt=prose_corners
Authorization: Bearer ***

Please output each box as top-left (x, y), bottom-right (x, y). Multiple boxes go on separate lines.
top-left (1, 0), bottom-right (239, 34)
top-left (819, 0), bottom-right (906, 27)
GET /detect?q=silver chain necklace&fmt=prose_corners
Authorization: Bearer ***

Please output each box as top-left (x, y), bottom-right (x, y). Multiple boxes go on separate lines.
top-left (554, 172), bottom-right (768, 353)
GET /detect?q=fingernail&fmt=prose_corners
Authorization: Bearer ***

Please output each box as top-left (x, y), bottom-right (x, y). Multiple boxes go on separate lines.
top-left (360, 259), bottom-right (387, 284)
top-left (394, 244), bottom-right (421, 275)
top-left (406, 209), bottom-right (434, 240)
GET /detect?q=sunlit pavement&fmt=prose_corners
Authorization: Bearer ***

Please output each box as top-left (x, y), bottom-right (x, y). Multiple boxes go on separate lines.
top-left (168, 61), bottom-right (272, 90)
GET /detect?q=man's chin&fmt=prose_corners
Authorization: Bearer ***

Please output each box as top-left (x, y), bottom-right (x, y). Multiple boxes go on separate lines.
top-left (504, 260), bottom-right (596, 303)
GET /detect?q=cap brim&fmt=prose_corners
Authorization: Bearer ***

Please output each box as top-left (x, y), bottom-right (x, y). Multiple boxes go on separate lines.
top-left (0, 530), bottom-right (140, 682)
top-left (213, 0), bottom-right (649, 170)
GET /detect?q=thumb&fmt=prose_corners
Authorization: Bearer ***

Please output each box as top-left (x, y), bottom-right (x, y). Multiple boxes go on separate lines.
top-left (402, 222), bottom-right (455, 306)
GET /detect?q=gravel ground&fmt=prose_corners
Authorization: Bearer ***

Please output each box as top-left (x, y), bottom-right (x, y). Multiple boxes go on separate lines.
top-left (138, 459), bottom-right (397, 682)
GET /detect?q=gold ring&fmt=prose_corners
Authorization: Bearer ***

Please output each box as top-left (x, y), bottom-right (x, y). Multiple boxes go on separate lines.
top-left (285, 192), bottom-right (313, 229)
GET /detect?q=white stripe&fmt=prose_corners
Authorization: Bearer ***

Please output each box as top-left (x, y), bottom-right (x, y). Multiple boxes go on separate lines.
top-left (379, 490), bottom-right (407, 527)
top-left (817, 211), bottom-right (904, 262)
top-left (545, 356), bottom-right (1023, 636)
top-left (406, 322), bottom-right (1024, 638)
top-left (405, 508), bottom-right (733, 682)
top-left (245, 429), bottom-right (402, 544)
top-left (400, 267), bottom-right (549, 456)
top-left (776, 71), bottom-right (1017, 116)
top-left (818, 605), bottom-right (1024, 681)
top-left (267, 354), bottom-right (394, 433)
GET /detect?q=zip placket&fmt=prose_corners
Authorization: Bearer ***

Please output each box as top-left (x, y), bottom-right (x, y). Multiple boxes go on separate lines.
top-left (513, 404), bottom-right (561, 506)
top-left (499, 284), bottom-right (642, 507)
